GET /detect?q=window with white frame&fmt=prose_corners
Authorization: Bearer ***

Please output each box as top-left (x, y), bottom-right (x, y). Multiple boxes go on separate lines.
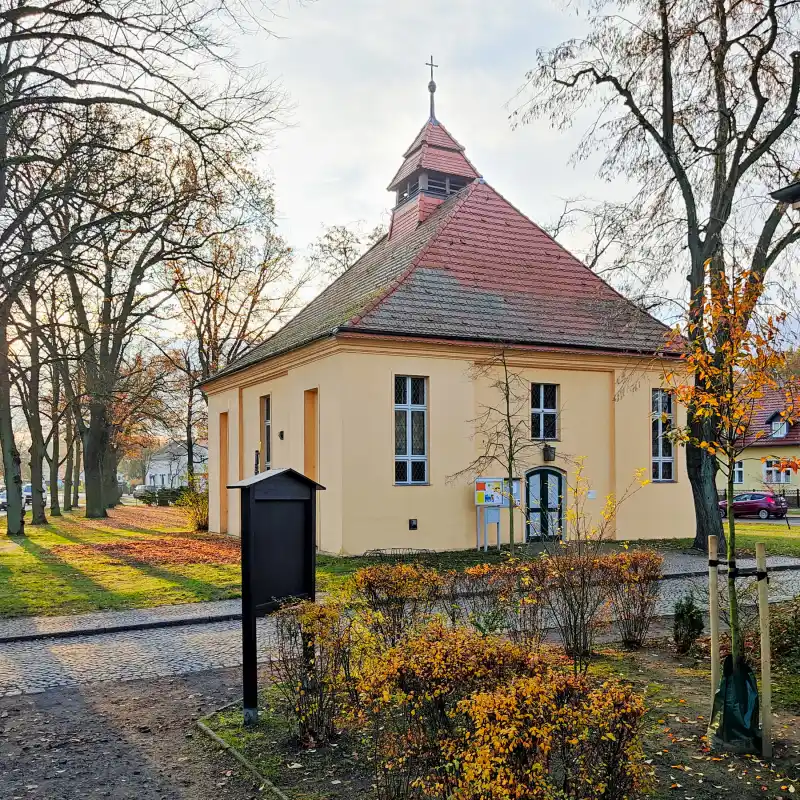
top-left (771, 419), bottom-right (789, 438)
top-left (394, 376), bottom-right (427, 484)
top-left (531, 384), bottom-right (558, 440)
top-left (764, 460), bottom-right (791, 484)
top-left (263, 395), bottom-right (272, 470)
top-left (651, 389), bottom-right (674, 481)
top-left (734, 461), bottom-right (744, 484)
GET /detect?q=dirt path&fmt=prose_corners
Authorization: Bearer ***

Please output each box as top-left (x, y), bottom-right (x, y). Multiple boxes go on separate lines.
top-left (0, 667), bottom-right (264, 800)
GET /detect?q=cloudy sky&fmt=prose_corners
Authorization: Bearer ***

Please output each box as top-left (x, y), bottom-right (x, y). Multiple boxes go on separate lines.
top-left (236, 0), bottom-right (621, 255)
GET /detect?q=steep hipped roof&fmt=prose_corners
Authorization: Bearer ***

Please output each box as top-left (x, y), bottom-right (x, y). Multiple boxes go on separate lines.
top-left (387, 119), bottom-right (480, 190)
top-left (209, 178), bottom-right (673, 384)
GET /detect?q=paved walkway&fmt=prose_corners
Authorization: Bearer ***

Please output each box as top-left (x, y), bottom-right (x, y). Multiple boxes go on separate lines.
top-left (0, 599), bottom-right (240, 641)
top-left (1, 551), bottom-right (799, 697)
top-left (0, 617), bottom-right (276, 696)
top-left (658, 550), bottom-right (800, 575)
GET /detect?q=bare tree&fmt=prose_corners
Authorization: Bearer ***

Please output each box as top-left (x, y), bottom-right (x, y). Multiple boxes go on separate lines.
top-left (164, 201), bottom-right (303, 484)
top-left (544, 198), bottom-right (679, 316)
top-left (0, 0), bottom-right (282, 533)
top-left (448, 349), bottom-right (552, 554)
top-left (516, 0), bottom-right (800, 550)
top-left (307, 222), bottom-right (387, 280)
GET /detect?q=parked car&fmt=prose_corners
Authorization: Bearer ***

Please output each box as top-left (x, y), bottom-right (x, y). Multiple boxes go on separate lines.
top-left (718, 491), bottom-right (788, 520)
top-left (0, 491), bottom-right (6, 511)
top-left (22, 484), bottom-right (47, 507)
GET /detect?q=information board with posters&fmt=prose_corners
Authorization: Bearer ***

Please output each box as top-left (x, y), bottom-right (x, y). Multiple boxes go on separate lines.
top-left (474, 477), bottom-right (521, 507)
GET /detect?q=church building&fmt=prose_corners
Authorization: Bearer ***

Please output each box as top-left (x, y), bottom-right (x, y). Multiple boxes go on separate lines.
top-left (202, 76), bottom-right (694, 553)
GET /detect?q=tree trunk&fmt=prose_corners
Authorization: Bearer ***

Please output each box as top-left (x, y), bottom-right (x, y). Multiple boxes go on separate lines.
top-left (0, 320), bottom-right (24, 536)
top-left (83, 403), bottom-right (108, 518)
top-left (50, 366), bottom-right (62, 516)
top-left (28, 438), bottom-right (47, 525)
top-left (72, 434), bottom-right (81, 508)
top-left (25, 283), bottom-right (47, 525)
top-left (686, 423), bottom-right (725, 553)
top-left (103, 443), bottom-right (119, 508)
top-left (507, 461), bottom-right (516, 555)
top-left (186, 390), bottom-right (195, 489)
top-left (63, 412), bottom-right (73, 512)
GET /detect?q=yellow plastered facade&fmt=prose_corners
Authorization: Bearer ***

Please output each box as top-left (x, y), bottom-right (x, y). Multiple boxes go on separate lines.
top-left (205, 337), bottom-right (695, 553)
top-left (715, 444), bottom-right (800, 494)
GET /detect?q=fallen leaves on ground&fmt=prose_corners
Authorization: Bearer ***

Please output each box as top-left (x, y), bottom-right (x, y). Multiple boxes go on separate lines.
top-left (53, 535), bottom-right (240, 566)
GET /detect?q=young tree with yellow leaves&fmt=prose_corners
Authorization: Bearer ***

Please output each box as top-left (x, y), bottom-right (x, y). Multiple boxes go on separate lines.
top-left (664, 261), bottom-right (789, 667)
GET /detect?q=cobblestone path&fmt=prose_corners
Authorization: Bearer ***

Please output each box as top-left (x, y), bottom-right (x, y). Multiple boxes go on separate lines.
top-left (0, 618), bottom-right (275, 696)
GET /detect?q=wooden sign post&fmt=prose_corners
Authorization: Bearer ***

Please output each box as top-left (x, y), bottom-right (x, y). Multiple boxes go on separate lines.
top-left (708, 535), bottom-right (720, 702)
top-left (756, 542), bottom-right (772, 759)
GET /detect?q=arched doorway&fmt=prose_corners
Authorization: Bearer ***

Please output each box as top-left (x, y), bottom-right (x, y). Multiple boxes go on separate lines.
top-left (525, 468), bottom-right (564, 541)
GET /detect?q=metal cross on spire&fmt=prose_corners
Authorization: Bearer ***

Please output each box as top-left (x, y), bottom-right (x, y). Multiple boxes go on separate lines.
top-left (425, 55), bottom-right (438, 120)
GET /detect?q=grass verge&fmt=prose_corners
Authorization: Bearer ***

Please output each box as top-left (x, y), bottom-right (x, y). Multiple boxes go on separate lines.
top-left (0, 506), bottom-right (240, 617)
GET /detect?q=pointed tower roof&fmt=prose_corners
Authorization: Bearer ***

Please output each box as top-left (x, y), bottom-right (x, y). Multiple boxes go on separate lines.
top-left (387, 119), bottom-right (480, 191)
top-left (204, 73), bottom-right (676, 388)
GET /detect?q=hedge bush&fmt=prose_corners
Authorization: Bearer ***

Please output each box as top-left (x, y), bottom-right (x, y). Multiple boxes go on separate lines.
top-left (450, 673), bottom-right (650, 799)
top-left (360, 621), bottom-right (562, 799)
top-left (606, 550), bottom-right (663, 649)
top-left (352, 563), bottom-right (443, 647)
top-left (273, 600), bottom-right (358, 747)
top-left (175, 487), bottom-right (209, 530)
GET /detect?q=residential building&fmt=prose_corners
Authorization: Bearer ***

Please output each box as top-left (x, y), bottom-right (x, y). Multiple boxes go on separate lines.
top-left (145, 442), bottom-right (208, 489)
top-left (716, 385), bottom-right (799, 493)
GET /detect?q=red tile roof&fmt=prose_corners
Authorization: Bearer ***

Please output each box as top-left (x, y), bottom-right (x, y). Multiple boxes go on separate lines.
top-left (403, 119), bottom-right (466, 157)
top-left (388, 119), bottom-right (480, 190)
top-left (211, 177), bottom-right (674, 383)
top-left (742, 384), bottom-right (800, 447)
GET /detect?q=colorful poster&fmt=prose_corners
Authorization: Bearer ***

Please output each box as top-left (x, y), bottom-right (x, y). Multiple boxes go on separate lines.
top-left (474, 478), bottom-right (520, 506)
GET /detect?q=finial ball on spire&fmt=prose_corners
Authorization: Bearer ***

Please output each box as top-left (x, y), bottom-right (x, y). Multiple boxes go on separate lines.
top-left (425, 56), bottom-right (439, 120)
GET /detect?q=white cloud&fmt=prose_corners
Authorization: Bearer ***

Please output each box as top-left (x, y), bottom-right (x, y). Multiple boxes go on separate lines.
top-left (236, 0), bottom-right (623, 252)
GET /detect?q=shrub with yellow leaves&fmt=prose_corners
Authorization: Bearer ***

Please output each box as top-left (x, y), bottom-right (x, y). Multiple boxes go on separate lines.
top-left (606, 550), bottom-right (664, 649)
top-left (272, 599), bottom-right (359, 747)
top-left (359, 620), bottom-right (565, 799)
top-left (449, 673), bottom-right (651, 800)
top-left (441, 561), bottom-right (549, 646)
top-left (542, 461), bottom-right (651, 672)
top-left (352, 563), bottom-right (443, 647)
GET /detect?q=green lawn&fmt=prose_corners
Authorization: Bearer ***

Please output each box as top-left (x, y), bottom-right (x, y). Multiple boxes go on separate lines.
top-left (0, 506), bottom-right (240, 617)
top-left (628, 521), bottom-right (800, 558)
top-left (315, 547), bottom-right (508, 591)
top-left (0, 507), bottom-right (510, 617)
top-left (3, 507), bottom-right (797, 618)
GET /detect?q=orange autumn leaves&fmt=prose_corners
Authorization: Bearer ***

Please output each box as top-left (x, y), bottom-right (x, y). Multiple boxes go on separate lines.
top-left (664, 264), bottom-right (790, 460)
top-left (274, 562), bottom-right (654, 799)
top-left (53, 534), bottom-right (239, 566)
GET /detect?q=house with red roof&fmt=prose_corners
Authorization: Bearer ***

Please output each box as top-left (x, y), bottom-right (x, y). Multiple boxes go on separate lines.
top-left (202, 80), bottom-right (694, 553)
top-left (715, 384), bottom-right (800, 494)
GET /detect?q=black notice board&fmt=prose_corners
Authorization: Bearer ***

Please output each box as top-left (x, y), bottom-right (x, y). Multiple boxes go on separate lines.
top-left (229, 467), bottom-right (325, 725)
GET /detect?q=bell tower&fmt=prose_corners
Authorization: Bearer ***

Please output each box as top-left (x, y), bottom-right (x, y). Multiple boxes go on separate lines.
top-left (387, 60), bottom-right (481, 239)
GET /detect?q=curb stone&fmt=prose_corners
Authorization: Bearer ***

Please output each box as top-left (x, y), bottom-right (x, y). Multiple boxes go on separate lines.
top-left (196, 701), bottom-right (290, 800)
top-left (0, 612), bottom-right (242, 644)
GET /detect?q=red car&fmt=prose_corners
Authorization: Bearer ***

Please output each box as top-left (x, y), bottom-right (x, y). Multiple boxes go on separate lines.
top-left (718, 491), bottom-right (788, 520)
